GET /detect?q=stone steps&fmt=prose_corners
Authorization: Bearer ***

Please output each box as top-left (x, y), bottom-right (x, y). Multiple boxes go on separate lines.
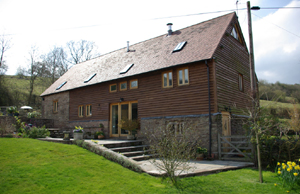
top-left (102, 140), bottom-right (154, 161)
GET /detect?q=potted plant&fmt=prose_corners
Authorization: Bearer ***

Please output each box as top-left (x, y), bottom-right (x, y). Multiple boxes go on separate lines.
top-left (95, 131), bottom-right (105, 139)
top-left (118, 118), bottom-right (139, 140)
top-left (196, 147), bottom-right (208, 160)
top-left (99, 123), bottom-right (104, 130)
top-left (73, 126), bottom-right (84, 140)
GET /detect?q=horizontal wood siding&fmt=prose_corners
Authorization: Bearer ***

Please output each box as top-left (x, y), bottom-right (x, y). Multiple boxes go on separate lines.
top-left (214, 18), bottom-right (252, 114)
top-left (69, 61), bottom-right (216, 121)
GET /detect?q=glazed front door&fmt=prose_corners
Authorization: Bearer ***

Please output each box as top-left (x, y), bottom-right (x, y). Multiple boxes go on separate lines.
top-left (110, 101), bottom-right (138, 137)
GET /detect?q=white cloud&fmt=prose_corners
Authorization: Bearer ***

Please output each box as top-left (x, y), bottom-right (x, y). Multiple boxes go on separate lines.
top-left (252, 0), bottom-right (300, 84)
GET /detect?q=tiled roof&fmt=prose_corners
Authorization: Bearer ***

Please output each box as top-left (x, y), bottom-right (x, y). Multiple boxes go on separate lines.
top-left (41, 12), bottom-right (235, 97)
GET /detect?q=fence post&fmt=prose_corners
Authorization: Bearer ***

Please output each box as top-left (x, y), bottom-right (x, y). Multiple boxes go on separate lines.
top-left (218, 133), bottom-right (221, 160)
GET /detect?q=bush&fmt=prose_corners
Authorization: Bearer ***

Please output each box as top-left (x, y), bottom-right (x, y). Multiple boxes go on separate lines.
top-left (25, 125), bottom-right (49, 138)
top-left (27, 111), bottom-right (41, 118)
top-left (13, 116), bottom-right (25, 132)
top-left (259, 136), bottom-right (300, 169)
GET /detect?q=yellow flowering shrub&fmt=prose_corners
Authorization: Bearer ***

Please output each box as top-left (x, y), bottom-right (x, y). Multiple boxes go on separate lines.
top-left (276, 159), bottom-right (300, 190)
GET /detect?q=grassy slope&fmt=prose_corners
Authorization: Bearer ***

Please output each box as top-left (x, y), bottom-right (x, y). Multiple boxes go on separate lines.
top-left (260, 100), bottom-right (300, 109)
top-left (3, 75), bottom-right (51, 97)
top-left (1, 138), bottom-right (299, 194)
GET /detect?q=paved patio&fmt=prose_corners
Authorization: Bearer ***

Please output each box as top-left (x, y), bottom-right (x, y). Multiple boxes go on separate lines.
top-left (136, 159), bottom-right (254, 177)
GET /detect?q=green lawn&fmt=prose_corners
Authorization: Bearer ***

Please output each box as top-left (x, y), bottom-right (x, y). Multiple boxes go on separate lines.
top-left (1, 138), bottom-right (299, 194)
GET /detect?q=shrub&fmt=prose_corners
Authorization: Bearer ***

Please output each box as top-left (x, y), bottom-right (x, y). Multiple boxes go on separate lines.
top-left (12, 116), bottom-right (26, 132)
top-left (7, 106), bottom-right (18, 114)
top-left (27, 111), bottom-right (41, 118)
top-left (259, 136), bottom-right (300, 169)
top-left (26, 126), bottom-right (50, 138)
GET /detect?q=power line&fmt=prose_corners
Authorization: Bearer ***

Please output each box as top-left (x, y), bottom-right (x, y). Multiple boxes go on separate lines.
top-left (260, 7), bottom-right (300, 10)
top-left (2, 6), bottom-right (300, 37)
top-left (252, 13), bottom-right (300, 39)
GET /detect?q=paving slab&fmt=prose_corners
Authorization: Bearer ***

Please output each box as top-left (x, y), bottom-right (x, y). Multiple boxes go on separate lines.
top-left (136, 159), bottom-right (254, 177)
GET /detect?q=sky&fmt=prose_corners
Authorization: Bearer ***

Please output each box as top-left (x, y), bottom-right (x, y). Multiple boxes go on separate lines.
top-left (0, 0), bottom-right (299, 84)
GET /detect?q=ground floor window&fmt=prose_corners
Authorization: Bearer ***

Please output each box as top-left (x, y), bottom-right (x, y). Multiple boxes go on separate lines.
top-left (53, 100), bottom-right (58, 113)
top-left (238, 73), bottom-right (244, 92)
top-left (86, 105), bottom-right (92, 116)
top-left (78, 105), bottom-right (84, 117)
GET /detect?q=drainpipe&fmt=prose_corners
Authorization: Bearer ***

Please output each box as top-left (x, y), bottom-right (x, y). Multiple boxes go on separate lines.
top-left (206, 60), bottom-right (212, 157)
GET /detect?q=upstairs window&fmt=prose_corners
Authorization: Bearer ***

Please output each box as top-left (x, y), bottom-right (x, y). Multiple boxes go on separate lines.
top-left (56, 81), bottom-right (67, 90)
top-left (110, 84), bottom-right (117, 92)
top-left (84, 73), bottom-right (96, 83)
top-left (86, 105), bottom-right (92, 117)
top-left (178, 68), bottom-right (189, 86)
top-left (173, 41), bottom-right (187, 52)
top-left (231, 25), bottom-right (242, 44)
top-left (120, 81), bottom-right (127, 91)
top-left (130, 79), bottom-right (138, 89)
top-left (78, 105), bottom-right (84, 117)
top-left (120, 64), bottom-right (134, 74)
top-left (53, 100), bottom-right (58, 113)
top-left (238, 73), bottom-right (244, 92)
top-left (162, 71), bottom-right (173, 88)
top-left (231, 27), bottom-right (238, 39)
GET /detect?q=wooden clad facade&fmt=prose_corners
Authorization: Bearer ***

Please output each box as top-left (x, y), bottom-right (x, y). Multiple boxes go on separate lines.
top-left (69, 61), bottom-right (216, 122)
top-left (214, 16), bottom-right (252, 114)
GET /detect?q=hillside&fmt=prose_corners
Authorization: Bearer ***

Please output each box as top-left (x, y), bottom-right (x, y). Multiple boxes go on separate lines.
top-left (1, 75), bottom-right (53, 109)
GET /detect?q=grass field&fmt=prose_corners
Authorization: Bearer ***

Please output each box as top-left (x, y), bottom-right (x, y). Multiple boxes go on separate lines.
top-left (1, 138), bottom-right (299, 193)
top-left (260, 100), bottom-right (300, 109)
top-left (3, 75), bottom-right (51, 97)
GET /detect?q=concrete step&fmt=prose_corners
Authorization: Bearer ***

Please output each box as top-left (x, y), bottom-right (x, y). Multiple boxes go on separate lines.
top-left (103, 140), bottom-right (144, 148)
top-left (110, 145), bottom-right (149, 153)
top-left (122, 149), bottom-right (153, 157)
top-left (129, 154), bottom-right (157, 161)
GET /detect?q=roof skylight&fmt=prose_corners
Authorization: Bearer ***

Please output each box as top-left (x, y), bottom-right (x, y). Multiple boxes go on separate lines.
top-left (173, 41), bottom-right (187, 52)
top-left (84, 73), bottom-right (97, 83)
top-left (56, 81), bottom-right (67, 90)
top-left (120, 64), bottom-right (134, 74)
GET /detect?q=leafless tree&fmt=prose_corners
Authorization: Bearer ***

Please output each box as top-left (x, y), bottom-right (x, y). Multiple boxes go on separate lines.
top-left (42, 46), bottom-right (68, 83)
top-left (141, 120), bottom-right (202, 185)
top-left (66, 40), bottom-right (98, 64)
top-left (16, 66), bottom-right (27, 78)
top-left (0, 34), bottom-right (11, 68)
top-left (27, 46), bottom-right (44, 105)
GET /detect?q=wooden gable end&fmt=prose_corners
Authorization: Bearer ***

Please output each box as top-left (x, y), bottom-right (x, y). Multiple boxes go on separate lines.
top-left (213, 15), bottom-right (252, 114)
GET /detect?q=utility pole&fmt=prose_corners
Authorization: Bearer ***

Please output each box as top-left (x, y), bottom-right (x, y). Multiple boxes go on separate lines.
top-left (248, 1), bottom-right (263, 184)
top-left (247, 1), bottom-right (256, 99)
